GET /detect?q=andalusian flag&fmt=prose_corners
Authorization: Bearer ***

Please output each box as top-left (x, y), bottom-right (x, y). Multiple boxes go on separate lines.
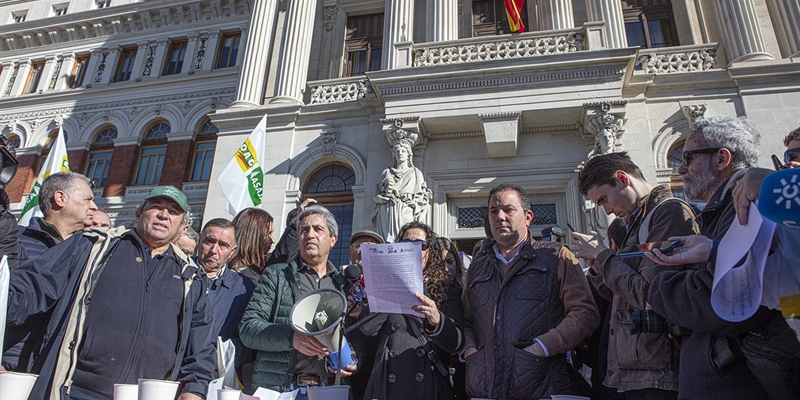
top-left (18, 125), bottom-right (70, 226)
top-left (504, 0), bottom-right (526, 33)
top-left (217, 114), bottom-right (267, 216)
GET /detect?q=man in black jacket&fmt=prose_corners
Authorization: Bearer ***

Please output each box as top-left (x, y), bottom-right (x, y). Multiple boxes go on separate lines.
top-left (7, 185), bottom-right (215, 400)
top-left (647, 116), bottom-right (798, 399)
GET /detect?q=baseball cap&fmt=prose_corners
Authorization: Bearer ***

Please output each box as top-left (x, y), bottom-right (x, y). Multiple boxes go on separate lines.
top-left (349, 229), bottom-right (385, 245)
top-left (145, 185), bottom-right (188, 212)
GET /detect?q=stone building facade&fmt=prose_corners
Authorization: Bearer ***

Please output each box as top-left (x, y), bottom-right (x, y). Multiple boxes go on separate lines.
top-left (1, 0), bottom-right (798, 265)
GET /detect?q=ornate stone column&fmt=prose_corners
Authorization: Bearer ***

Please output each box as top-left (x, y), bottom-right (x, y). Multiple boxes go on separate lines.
top-left (271, 0), bottom-right (317, 104)
top-left (53, 53), bottom-right (75, 91)
top-left (537, 0), bottom-right (574, 31)
top-left (232, 0), bottom-right (278, 107)
top-left (427, 0), bottom-right (458, 42)
top-left (585, 0), bottom-right (626, 49)
top-left (712, 0), bottom-right (774, 63)
top-left (382, 0), bottom-right (415, 70)
top-left (766, 0), bottom-right (800, 58)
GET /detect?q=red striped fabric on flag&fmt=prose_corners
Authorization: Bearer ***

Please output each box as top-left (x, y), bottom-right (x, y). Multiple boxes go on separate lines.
top-left (504, 0), bottom-right (526, 33)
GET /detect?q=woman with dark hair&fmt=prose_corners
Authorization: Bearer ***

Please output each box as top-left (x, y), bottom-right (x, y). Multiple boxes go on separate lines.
top-left (229, 207), bottom-right (275, 283)
top-left (436, 237), bottom-right (468, 400)
top-left (351, 221), bottom-right (464, 400)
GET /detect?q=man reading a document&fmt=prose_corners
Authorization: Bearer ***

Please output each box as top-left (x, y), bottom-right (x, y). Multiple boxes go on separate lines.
top-left (461, 184), bottom-right (599, 399)
top-left (239, 204), bottom-right (354, 397)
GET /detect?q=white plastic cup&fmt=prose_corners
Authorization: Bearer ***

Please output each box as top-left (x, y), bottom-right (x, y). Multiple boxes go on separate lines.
top-left (0, 371), bottom-right (38, 400)
top-left (306, 385), bottom-right (349, 400)
top-left (113, 384), bottom-right (139, 400)
top-left (217, 388), bottom-right (241, 400)
top-left (137, 379), bottom-right (179, 400)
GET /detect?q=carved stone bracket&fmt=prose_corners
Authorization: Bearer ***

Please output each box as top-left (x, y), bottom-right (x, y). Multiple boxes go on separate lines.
top-left (323, 1), bottom-right (339, 32)
top-left (581, 101), bottom-right (627, 157)
top-left (479, 111), bottom-right (521, 158)
top-left (320, 130), bottom-right (340, 155)
top-left (680, 103), bottom-right (707, 125)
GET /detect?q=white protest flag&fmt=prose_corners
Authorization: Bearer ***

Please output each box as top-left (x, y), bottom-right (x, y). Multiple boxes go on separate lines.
top-left (0, 256), bottom-right (8, 348)
top-left (18, 125), bottom-right (70, 226)
top-left (217, 114), bottom-right (267, 216)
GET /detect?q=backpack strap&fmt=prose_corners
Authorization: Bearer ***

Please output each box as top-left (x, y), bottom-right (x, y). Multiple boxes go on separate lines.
top-left (638, 197), bottom-right (691, 244)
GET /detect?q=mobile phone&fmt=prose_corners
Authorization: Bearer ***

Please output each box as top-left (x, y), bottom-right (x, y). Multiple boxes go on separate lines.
top-left (771, 154), bottom-right (784, 171)
top-left (618, 240), bottom-right (681, 259)
top-left (566, 223), bottom-right (576, 233)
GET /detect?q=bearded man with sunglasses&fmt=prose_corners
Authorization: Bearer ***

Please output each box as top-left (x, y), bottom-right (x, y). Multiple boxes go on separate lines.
top-left (646, 116), bottom-right (799, 399)
top-left (784, 127), bottom-right (800, 169)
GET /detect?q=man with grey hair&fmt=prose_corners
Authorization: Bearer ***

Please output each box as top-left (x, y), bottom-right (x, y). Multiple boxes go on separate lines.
top-left (646, 116), bottom-right (795, 399)
top-left (240, 204), bottom-right (355, 397)
top-left (176, 225), bottom-right (199, 256)
top-left (4, 172), bottom-right (97, 372)
top-left (18, 171), bottom-right (97, 264)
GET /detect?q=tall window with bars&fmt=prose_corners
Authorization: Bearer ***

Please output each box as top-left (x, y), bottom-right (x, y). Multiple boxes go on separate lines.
top-left (622, 0), bottom-right (678, 48)
top-left (134, 122), bottom-right (170, 186)
top-left (343, 13), bottom-right (383, 77)
top-left (69, 54), bottom-right (90, 88)
top-left (115, 47), bottom-right (137, 82)
top-left (164, 41), bottom-right (188, 75)
top-left (25, 61), bottom-right (45, 94)
top-left (216, 32), bottom-right (241, 69)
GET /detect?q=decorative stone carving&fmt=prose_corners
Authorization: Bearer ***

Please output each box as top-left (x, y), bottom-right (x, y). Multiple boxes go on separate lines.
top-left (125, 106), bottom-right (139, 123)
top-left (4, 64), bottom-right (19, 96)
top-left (309, 79), bottom-right (374, 104)
top-left (193, 36), bottom-right (209, 71)
top-left (320, 130), bottom-right (339, 154)
top-left (323, 5), bottom-right (338, 31)
top-left (142, 43), bottom-right (158, 77)
top-left (414, 30), bottom-right (584, 67)
top-left (681, 104), bottom-right (707, 124)
top-left (93, 50), bottom-right (110, 83)
top-left (373, 117), bottom-right (432, 241)
top-left (582, 101), bottom-right (627, 157)
top-left (637, 44), bottom-right (718, 74)
top-left (48, 58), bottom-right (63, 91)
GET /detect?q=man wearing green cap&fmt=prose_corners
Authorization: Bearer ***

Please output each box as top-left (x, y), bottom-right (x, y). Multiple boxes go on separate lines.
top-left (7, 185), bottom-right (216, 400)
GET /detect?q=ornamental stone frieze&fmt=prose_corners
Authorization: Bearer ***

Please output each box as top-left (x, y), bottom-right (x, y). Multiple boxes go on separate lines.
top-left (581, 100), bottom-right (627, 158)
top-left (308, 78), bottom-right (375, 105)
top-left (414, 28), bottom-right (585, 67)
top-left (637, 44), bottom-right (719, 74)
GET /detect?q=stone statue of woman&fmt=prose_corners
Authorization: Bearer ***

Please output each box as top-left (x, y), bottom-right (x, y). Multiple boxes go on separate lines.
top-left (372, 139), bottom-right (432, 241)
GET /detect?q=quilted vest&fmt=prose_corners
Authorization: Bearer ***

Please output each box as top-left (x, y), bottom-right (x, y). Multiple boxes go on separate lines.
top-left (466, 239), bottom-right (572, 399)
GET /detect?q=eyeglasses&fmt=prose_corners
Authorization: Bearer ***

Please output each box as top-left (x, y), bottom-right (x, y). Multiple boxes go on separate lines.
top-left (682, 147), bottom-right (722, 166)
top-left (401, 239), bottom-right (429, 250)
top-left (785, 147), bottom-right (800, 164)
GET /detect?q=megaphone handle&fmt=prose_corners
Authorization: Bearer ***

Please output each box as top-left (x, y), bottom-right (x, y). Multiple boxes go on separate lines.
top-left (334, 318), bottom-right (345, 386)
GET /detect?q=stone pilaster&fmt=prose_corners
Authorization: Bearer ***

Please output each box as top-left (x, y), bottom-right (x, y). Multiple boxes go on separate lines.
top-left (427, 0), bottom-right (458, 42)
top-left (270, 0), bottom-right (317, 104)
top-left (149, 38), bottom-right (171, 78)
top-left (766, 0), bottom-right (800, 58)
top-left (232, 0), bottom-right (278, 107)
top-left (99, 46), bottom-right (121, 84)
top-left (0, 62), bottom-right (16, 96)
top-left (585, 0), bottom-right (626, 49)
top-left (712, 0), bottom-right (774, 64)
top-left (132, 41), bottom-right (150, 81)
top-left (182, 33), bottom-right (200, 74)
top-left (382, 0), bottom-right (415, 70)
top-left (54, 53), bottom-right (75, 91)
top-left (537, 0), bottom-right (574, 31)
top-left (9, 61), bottom-right (32, 96)
top-left (39, 55), bottom-right (59, 93)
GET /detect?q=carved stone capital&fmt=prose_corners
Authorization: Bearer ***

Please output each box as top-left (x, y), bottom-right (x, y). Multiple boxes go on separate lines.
top-left (382, 116), bottom-right (424, 148)
top-left (323, 2), bottom-right (339, 32)
top-left (680, 103), bottom-right (707, 124)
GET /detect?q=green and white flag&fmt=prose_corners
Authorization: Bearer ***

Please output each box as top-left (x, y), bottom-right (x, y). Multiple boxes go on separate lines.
top-left (18, 126), bottom-right (70, 226)
top-left (217, 115), bottom-right (266, 216)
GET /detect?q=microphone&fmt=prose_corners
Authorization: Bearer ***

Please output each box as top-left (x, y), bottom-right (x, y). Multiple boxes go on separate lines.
top-left (758, 168), bottom-right (800, 228)
top-left (343, 264), bottom-right (367, 303)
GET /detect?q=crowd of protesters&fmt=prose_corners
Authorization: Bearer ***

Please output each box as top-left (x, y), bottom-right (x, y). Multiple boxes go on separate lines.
top-left (0, 116), bottom-right (798, 400)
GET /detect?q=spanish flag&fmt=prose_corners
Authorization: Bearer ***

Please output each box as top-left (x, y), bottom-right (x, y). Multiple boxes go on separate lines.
top-left (504, 0), bottom-right (526, 33)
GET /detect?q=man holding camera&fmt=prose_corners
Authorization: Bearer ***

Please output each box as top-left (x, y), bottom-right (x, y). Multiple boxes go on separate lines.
top-left (571, 152), bottom-right (698, 400)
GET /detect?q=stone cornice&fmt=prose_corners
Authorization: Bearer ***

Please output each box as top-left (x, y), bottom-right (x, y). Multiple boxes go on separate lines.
top-left (0, 0), bottom-right (250, 54)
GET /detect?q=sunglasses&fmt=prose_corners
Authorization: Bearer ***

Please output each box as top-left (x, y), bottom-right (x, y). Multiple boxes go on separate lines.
top-left (785, 147), bottom-right (800, 164)
top-left (682, 147), bottom-right (722, 166)
top-left (401, 239), bottom-right (429, 250)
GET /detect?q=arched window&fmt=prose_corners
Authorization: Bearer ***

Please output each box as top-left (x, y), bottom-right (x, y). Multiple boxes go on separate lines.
top-left (189, 119), bottom-right (218, 181)
top-left (145, 122), bottom-right (171, 138)
top-left (85, 127), bottom-right (117, 188)
top-left (134, 121), bottom-right (169, 185)
top-left (303, 163), bottom-right (356, 267)
top-left (668, 141), bottom-right (685, 200)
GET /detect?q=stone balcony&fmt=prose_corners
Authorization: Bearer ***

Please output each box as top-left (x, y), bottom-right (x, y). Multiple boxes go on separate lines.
top-left (635, 43), bottom-right (720, 74)
top-left (307, 76), bottom-right (375, 105)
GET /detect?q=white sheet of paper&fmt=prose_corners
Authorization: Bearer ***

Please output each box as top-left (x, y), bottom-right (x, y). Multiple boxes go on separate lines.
top-left (0, 255), bottom-right (8, 349)
top-left (711, 202), bottom-right (776, 322)
top-left (252, 387), bottom-right (299, 400)
top-left (361, 242), bottom-right (424, 317)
